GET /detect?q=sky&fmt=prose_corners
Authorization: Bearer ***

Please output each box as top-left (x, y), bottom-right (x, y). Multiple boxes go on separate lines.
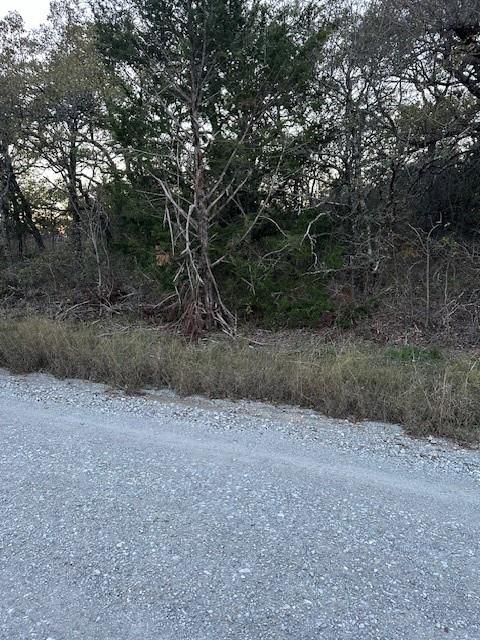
top-left (1, 0), bottom-right (50, 27)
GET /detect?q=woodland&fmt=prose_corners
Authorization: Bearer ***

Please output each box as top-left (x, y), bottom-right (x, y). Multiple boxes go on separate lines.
top-left (1, 0), bottom-right (480, 342)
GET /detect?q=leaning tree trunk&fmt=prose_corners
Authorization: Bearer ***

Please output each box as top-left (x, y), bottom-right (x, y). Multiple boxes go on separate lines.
top-left (0, 143), bottom-right (45, 254)
top-left (10, 171), bottom-right (45, 251)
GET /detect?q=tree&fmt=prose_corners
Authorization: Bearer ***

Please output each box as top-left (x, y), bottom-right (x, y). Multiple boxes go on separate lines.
top-left (95, 0), bottom-right (327, 333)
top-left (0, 12), bottom-right (45, 258)
top-left (28, 1), bottom-right (112, 256)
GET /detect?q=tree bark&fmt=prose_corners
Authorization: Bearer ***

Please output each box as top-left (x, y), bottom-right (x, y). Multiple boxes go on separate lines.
top-left (0, 143), bottom-right (45, 253)
top-left (183, 20), bottom-right (233, 335)
top-left (67, 122), bottom-right (82, 255)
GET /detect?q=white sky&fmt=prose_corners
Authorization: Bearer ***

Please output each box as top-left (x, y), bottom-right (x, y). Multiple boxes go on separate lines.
top-left (1, 0), bottom-right (50, 27)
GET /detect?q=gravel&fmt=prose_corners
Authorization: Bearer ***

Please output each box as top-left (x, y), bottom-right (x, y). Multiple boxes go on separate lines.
top-left (0, 368), bottom-right (479, 639)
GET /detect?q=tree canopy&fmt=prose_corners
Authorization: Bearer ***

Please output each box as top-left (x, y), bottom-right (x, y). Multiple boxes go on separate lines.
top-left (1, 0), bottom-right (479, 337)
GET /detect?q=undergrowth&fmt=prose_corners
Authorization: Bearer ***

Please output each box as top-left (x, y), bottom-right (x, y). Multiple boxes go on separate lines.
top-left (0, 317), bottom-right (478, 443)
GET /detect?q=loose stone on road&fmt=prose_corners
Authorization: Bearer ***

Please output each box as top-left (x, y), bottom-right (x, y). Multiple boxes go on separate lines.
top-left (0, 370), bottom-right (479, 639)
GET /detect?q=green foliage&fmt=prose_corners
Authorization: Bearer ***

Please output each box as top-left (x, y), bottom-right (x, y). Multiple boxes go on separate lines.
top-left (222, 245), bottom-right (333, 328)
top-left (335, 298), bottom-right (379, 329)
top-left (386, 346), bottom-right (443, 363)
top-left (105, 179), bottom-right (172, 277)
top-left (93, 0), bottom-right (329, 329)
top-left (4, 0), bottom-right (480, 335)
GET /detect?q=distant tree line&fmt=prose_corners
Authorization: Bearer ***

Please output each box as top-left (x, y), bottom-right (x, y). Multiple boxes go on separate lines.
top-left (1, 0), bottom-right (479, 336)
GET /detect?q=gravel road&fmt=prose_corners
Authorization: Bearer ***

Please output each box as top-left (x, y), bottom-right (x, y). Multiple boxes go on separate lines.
top-left (0, 368), bottom-right (479, 640)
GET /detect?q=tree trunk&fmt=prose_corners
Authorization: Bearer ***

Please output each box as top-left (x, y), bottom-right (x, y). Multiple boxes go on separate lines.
top-left (0, 181), bottom-right (12, 264)
top-left (183, 66), bottom-right (233, 335)
top-left (67, 123), bottom-right (82, 255)
top-left (0, 143), bottom-right (45, 253)
top-left (10, 171), bottom-right (45, 251)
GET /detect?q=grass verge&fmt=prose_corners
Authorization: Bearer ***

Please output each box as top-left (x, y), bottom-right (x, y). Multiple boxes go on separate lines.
top-left (0, 317), bottom-right (479, 443)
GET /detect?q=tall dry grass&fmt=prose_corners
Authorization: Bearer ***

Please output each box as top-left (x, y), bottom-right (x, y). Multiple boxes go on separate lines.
top-left (0, 317), bottom-right (479, 442)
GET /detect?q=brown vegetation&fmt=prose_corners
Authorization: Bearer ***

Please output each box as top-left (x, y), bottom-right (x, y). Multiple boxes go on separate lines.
top-left (0, 316), bottom-right (478, 444)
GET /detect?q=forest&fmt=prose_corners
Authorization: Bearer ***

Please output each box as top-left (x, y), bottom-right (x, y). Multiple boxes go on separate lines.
top-left (2, 5), bottom-right (480, 630)
top-left (1, 0), bottom-right (480, 440)
top-left (1, 0), bottom-right (479, 340)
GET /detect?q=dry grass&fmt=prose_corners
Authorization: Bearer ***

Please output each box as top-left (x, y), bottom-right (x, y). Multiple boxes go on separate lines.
top-left (0, 317), bottom-right (479, 443)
